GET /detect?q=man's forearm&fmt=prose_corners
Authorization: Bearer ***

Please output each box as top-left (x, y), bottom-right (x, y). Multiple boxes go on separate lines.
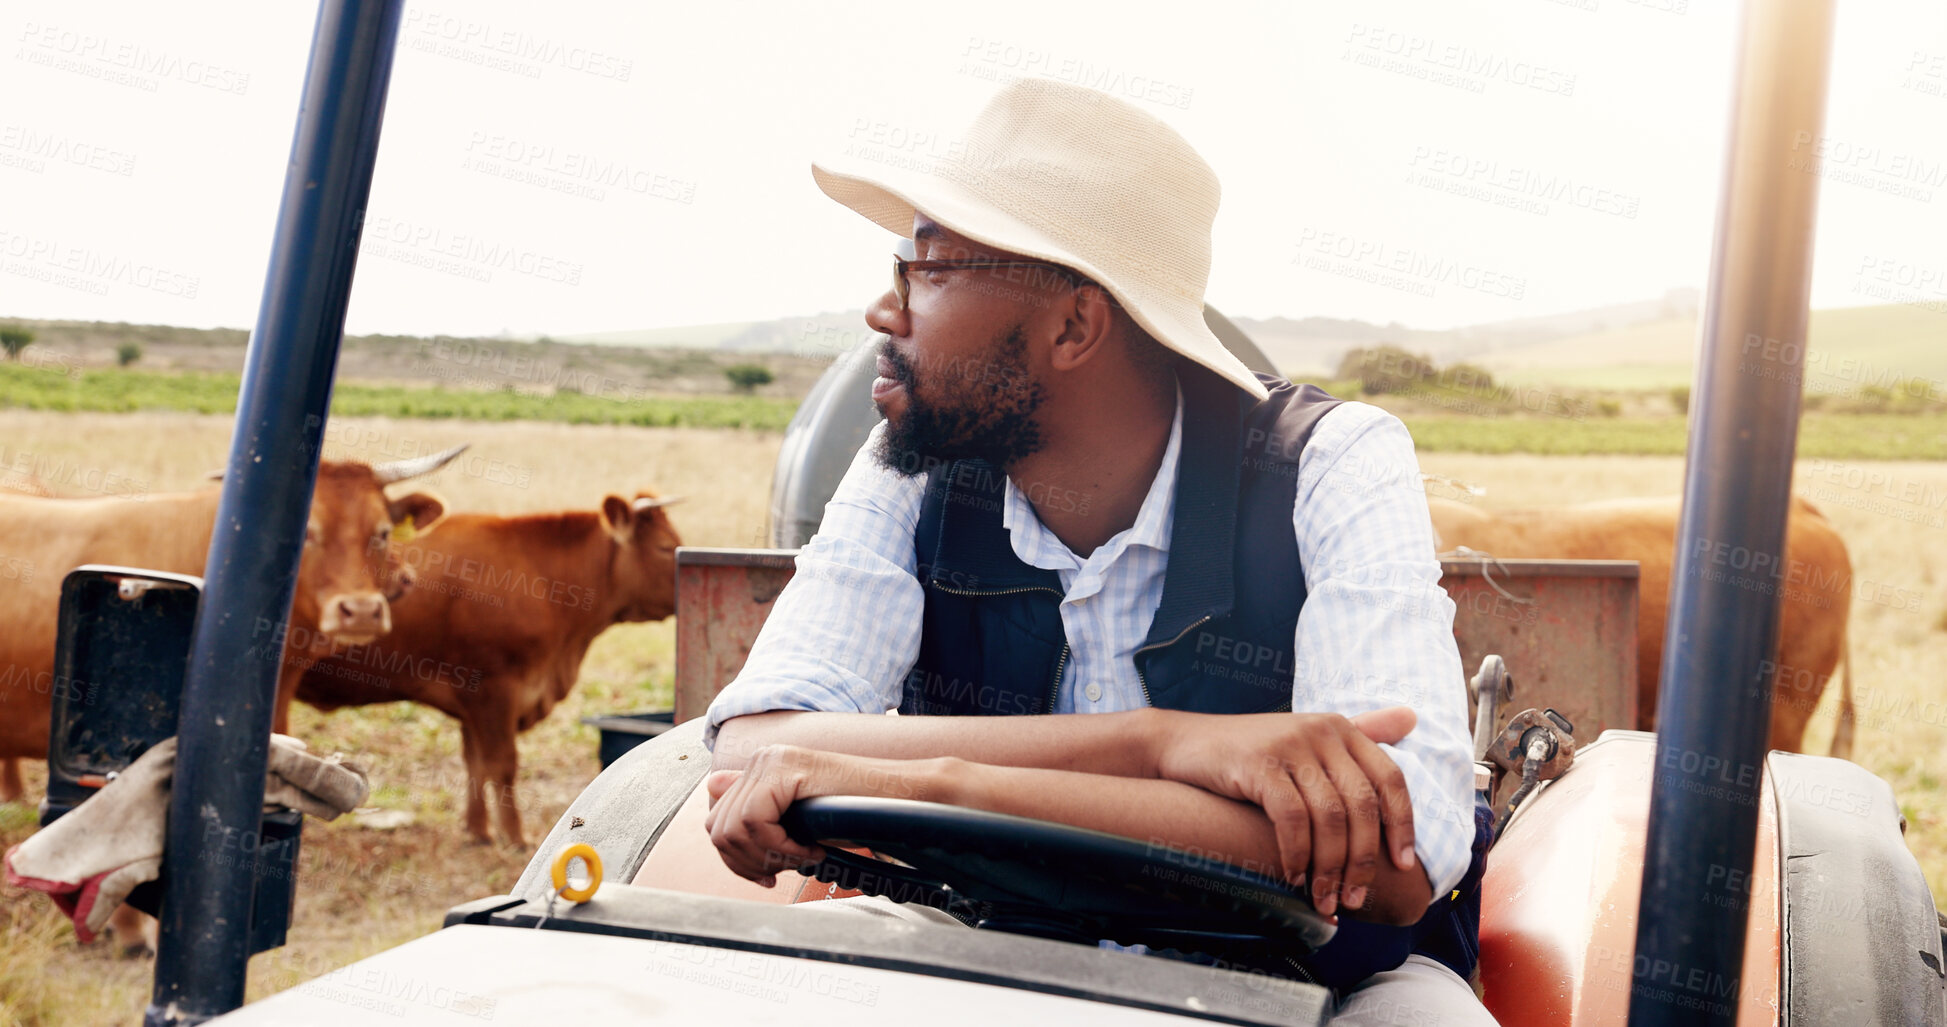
top-left (928, 758), bottom-right (1434, 926)
top-left (711, 708), bottom-right (1166, 777)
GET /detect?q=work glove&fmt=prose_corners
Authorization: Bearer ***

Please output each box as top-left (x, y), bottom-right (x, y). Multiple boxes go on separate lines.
top-left (3, 735), bottom-right (368, 943)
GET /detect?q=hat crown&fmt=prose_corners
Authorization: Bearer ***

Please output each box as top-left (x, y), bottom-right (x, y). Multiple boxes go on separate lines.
top-left (950, 79), bottom-right (1220, 306)
top-left (812, 78), bottom-right (1269, 399)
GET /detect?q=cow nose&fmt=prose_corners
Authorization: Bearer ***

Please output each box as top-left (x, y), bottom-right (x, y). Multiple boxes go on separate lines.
top-left (321, 592), bottom-right (390, 640)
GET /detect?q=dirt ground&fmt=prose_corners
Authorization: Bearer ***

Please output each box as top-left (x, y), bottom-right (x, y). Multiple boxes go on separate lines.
top-left (1, 411), bottom-right (1942, 1025)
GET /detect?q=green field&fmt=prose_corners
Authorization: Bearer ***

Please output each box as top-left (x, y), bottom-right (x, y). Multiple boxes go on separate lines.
top-left (1401, 412), bottom-right (1947, 460)
top-left (0, 363), bottom-right (799, 430)
top-left (1489, 303), bottom-right (1947, 394)
top-left (5, 361), bottom-right (1942, 459)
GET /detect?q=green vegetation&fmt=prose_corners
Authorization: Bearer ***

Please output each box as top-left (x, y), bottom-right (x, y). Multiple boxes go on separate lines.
top-left (0, 363), bottom-right (798, 430)
top-left (1399, 411), bottom-right (1947, 461)
top-left (0, 326), bottom-right (32, 361)
top-left (723, 362), bottom-right (775, 393)
top-left (115, 342), bottom-right (142, 367)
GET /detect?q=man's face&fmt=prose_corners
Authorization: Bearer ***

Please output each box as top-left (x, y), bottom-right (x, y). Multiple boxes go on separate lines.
top-left (869, 216), bottom-right (1064, 477)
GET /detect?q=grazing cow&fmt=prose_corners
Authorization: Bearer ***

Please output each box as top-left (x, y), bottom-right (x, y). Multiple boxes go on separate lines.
top-left (1428, 495), bottom-right (1855, 758)
top-left (0, 448), bottom-right (464, 800)
top-left (296, 492), bottom-right (683, 847)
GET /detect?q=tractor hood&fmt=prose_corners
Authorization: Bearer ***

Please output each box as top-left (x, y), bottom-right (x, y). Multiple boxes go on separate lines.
top-left (212, 887), bottom-right (1333, 1026)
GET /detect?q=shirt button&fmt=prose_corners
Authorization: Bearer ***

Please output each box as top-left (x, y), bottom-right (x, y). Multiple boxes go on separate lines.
top-left (1085, 683), bottom-right (1103, 703)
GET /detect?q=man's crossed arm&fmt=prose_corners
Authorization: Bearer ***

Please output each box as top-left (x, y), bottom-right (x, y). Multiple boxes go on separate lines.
top-left (708, 705), bottom-right (1433, 925)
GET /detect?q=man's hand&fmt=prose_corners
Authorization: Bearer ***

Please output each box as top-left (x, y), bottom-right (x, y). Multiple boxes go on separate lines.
top-left (1152, 706), bottom-right (1418, 917)
top-left (704, 744), bottom-right (953, 886)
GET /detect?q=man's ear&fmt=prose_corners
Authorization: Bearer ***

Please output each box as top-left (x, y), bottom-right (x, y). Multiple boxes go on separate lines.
top-left (1048, 283), bottom-right (1117, 373)
top-left (601, 494), bottom-right (634, 544)
top-left (388, 491), bottom-right (447, 536)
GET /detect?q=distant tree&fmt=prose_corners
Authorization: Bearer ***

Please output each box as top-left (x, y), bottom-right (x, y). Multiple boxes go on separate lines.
top-left (724, 363), bottom-right (775, 394)
top-left (0, 326), bottom-right (32, 361)
top-left (116, 341), bottom-right (143, 367)
top-left (1443, 362), bottom-right (1495, 392)
top-left (1335, 345), bottom-right (1435, 394)
top-left (1669, 385), bottom-right (1690, 415)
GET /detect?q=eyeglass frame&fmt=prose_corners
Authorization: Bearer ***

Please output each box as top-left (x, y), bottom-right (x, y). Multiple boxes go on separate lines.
top-left (891, 254), bottom-right (1084, 312)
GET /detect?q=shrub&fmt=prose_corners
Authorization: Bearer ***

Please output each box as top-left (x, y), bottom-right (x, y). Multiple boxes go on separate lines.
top-left (1669, 385), bottom-right (1690, 414)
top-left (724, 363), bottom-right (775, 394)
top-left (116, 342), bottom-right (143, 367)
top-left (0, 327), bottom-right (32, 361)
top-left (1335, 345), bottom-right (1435, 394)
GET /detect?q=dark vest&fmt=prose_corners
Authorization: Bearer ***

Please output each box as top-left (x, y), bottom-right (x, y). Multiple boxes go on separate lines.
top-left (902, 365), bottom-right (1489, 993)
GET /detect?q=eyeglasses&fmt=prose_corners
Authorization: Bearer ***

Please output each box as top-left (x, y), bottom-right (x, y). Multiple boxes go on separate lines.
top-left (891, 254), bottom-right (1080, 312)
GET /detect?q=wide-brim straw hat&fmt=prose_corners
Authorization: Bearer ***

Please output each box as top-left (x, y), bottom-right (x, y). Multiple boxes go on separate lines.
top-left (812, 78), bottom-right (1267, 400)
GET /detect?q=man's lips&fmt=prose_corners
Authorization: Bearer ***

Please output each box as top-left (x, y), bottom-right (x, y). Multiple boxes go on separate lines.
top-left (872, 356), bottom-right (906, 400)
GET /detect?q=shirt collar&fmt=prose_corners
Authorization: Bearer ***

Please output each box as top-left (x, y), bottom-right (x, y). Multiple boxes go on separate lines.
top-left (1002, 381), bottom-right (1183, 567)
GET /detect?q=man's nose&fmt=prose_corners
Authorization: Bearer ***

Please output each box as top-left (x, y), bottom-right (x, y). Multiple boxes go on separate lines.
top-left (865, 289), bottom-right (907, 338)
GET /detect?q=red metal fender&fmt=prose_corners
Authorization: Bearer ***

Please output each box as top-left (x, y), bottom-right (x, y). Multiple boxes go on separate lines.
top-left (1477, 731), bottom-right (1780, 1026)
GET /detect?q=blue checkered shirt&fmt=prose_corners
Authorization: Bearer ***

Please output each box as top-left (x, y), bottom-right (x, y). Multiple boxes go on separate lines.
top-left (705, 395), bottom-right (1477, 898)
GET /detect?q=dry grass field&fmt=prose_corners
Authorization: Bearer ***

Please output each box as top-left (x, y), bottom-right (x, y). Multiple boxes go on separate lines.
top-left (0, 410), bottom-right (1942, 1024)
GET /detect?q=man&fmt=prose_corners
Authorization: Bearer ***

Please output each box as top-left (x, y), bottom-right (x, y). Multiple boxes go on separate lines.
top-left (704, 78), bottom-right (1489, 1024)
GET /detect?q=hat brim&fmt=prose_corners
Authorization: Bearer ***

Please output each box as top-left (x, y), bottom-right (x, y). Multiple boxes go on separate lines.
top-left (812, 156), bottom-right (1269, 401)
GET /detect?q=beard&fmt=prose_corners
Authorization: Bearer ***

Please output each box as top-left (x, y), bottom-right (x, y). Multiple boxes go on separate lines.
top-left (874, 324), bottom-right (1046, 478)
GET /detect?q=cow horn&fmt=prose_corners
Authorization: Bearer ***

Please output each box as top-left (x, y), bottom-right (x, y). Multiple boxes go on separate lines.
top-left (632, 495), bottom-right (685, 511)
top-left (1420, 472), bottom-right (1485, 497)
top-left (372, 444), bottom-right (470, 485)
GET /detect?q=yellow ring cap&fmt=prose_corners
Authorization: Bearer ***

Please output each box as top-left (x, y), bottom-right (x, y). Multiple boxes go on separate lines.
top-left (550, 843), bottom-right (603, 903)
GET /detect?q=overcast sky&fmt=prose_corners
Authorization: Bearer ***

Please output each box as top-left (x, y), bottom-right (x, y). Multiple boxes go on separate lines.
top-left (4, 0), bottom-right (1944, 339)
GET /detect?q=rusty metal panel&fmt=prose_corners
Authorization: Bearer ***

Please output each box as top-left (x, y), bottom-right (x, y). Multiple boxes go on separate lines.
top-left (673, 547), bottom-right (799, 725)
top-left (1439, 558), bottom-right (1640, 743)
top-left (671, 549), bottom-right (1641, 741)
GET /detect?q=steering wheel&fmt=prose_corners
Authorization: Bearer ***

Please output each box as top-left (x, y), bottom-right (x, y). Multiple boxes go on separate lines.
top-left (780, 796), bottom-right (1335, 956)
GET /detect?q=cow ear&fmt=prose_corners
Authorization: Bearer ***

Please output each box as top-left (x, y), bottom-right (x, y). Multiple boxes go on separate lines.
top-left (601, 494), bottom-right (634, 543)
top-left (389, 490), bottom-right (447, 537)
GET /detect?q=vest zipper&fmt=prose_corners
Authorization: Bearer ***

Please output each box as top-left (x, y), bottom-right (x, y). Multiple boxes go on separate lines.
top-left (1281, 953), bottom-right (1320, 987)
top-left (1045, 643), bottom-right (1069, 715)
top-left (1133, 613), bottom-right (1297, 713)
top-left (1132, 614), bottom-right (1212, 708)
top-left (927, 580), bottom-right (1069, 714)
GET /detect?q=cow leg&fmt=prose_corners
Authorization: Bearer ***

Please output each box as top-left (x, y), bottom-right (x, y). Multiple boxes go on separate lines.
top-left (1830, 640), bottom-right (1856, 760)
top-left (1767, 661), bottom-right (1823, 754)
top-left (458, 721), bottom-right (493, 845)
top-left (0, 758), bottom-right (21, 803)
top-left (271, 660), bottom-right (310, 737)
top-left (106, 905), bottom-right (157, 958)
top-left (482, 719), bottom-right (524, 849)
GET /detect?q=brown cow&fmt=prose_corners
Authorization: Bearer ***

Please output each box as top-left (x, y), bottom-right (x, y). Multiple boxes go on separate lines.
top-left (296, 492), bottom-right (682, 847)
top-left (1428, 495), bottom-right (1855, 758)
top-left (0, 448), bottom-right (463, 799)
